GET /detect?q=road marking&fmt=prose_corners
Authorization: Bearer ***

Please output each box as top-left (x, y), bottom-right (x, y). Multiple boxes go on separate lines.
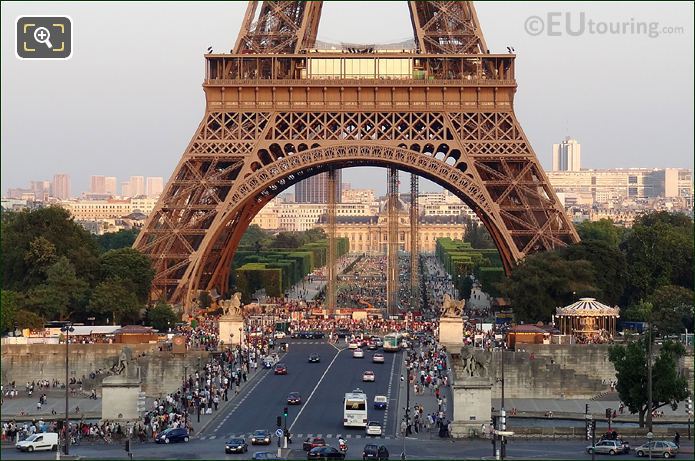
top-left (288, 347), bottom-right (342, 432)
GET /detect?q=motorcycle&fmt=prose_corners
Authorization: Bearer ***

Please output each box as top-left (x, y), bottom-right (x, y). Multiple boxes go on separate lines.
top-left (338, 439), bottom-right (348, 454)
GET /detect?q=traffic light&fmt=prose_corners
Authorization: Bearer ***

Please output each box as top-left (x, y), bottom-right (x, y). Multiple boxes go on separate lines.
top-left (686, 397), bottom-right (693, 416)
top-left (585, 404), bottom-right (589, 415)
top-left (606, 408), bottom-right (612, 419)
top-left (276, 416), bottom-right (282, 427)
top-left (283, 407), bottom-right (288, 417)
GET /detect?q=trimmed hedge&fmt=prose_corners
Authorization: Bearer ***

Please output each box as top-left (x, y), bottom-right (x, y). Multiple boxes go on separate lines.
top-left (435, 237), bottom-right (503, 295)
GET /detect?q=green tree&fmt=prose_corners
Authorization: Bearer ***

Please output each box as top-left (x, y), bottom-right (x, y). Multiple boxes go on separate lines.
top-left (95, 229), bottom-right (140, 252)
top-left (621, 212), bottom-right (693, 305)
top-left (464, 219), bottom-right (495, 249)
top-left (648, 285), bottom-right (695, 335)
top-left (622, 301), bottom-right (652, 322)
top-left (1, 207), bottom-right (99, 291)
top-left (24, 257), bottom-right (89, 321)
top-left (238, 224), bottom-right (270, 248)
top-left (609, 339), bottom-right (689, 427)
top-left (304, 228), bottom-right (326, 243)
top-left (271, 232), bottom-right (306, 249)
top-left (88, 278), bottom-right (142, 325)
top-left (497, 252), bottom-right (599, 322)
top-left (575, 219), bottom-right (623, 247)
top-left (145, 300), bottom-right (179, 332)
top-left (23, 236), bottom-right (58, 286)
top-left (1, 290), bottom-right (45, 331)
top-left (98, 248), bottom-right (154, 303)
top-left (562, 240), bottom-right (627, 306)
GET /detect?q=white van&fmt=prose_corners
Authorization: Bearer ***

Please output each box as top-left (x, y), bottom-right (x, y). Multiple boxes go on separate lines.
top-left (15, 432), bottom-right (59, 452)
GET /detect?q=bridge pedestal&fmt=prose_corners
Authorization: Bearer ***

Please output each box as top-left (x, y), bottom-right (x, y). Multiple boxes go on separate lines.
top-left (451, 378), bottom-right (492, 438)
top-left (219, 317), bottom-right (244, 349)
top-left (438, 317), bottom-right (464, 349)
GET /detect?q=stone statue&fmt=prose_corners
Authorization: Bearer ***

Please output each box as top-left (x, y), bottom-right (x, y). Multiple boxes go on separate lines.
top-left (107, 347), bottom-right (140, 382)
top-left (460, 347), bottom-right (490, 379)
top-left (441, 293), bottom-right (464, 318)
top-left (220, 292), bottom-right (244, 319)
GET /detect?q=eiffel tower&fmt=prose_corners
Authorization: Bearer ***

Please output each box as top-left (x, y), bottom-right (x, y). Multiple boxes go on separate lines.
top-left (134, 1), bottom-right (579, 310)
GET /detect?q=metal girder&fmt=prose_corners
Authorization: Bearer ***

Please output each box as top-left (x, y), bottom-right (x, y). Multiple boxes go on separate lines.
top-left (386, 167), bottom-right (399, 317)
top-left (326, 168), bottom-right (337, 313)
top-left (409, 173), bottom-right (419, 311)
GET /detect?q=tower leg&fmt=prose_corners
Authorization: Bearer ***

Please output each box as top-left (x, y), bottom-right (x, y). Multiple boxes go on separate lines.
top-left (409, 174), bottom-right (419, 312)
top-left (327, 168), bottom-right (337, 315)
top-left (387, 168), bottom-right (399, 317)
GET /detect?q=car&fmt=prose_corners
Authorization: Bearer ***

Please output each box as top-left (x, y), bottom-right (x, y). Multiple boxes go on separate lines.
top-left (274, 363), bottom-right (288, 375)
top-left (288, 391), bottom-right (302, 405)
top-left (586, 440), bottom-right (628, 456)
top-left (372, 353), bottom-right (385, 364)
top-left (309, 353), bottom-right (321, 363)
top-left (252, 452), bottom-right (281, 460)
top-left (337, 329), bottom-right (350, 338)
top-left (348, 341), bottom-right (359, 350)
top-left (225, 438), bottom-right (248, 454)
top-left (250, 430), bottom-right (272, 445)
top-left (373, 395), bottom-right (388, 409)
top-left (303, 437), bottom-right (327, 451)
top-left (311, 331), bottom-right (326, 339)
top-left (362, 444), bottom-right (390, 460)
top-left (366, 421), bottom-right (383, 436)
top-left (353, 349), bottom-right (365, 358)
top-left (635, 441), bottom-right (679, 458)
top-left (273, 331), bottom-right (286, 339)
top-left (307, 446), bottom-right (345, 460)
top-left (155, 427), bottom-right (190, 444)
top-left (15, 433), bottom-right (58, 452)
top-left (366, 341), bottom-right (378, 350)
top-left (362, 371), bottom-right (375, 382)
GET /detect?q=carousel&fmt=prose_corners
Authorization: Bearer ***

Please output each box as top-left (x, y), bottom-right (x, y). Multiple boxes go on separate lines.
top-left (555, 297), bottom-right (620, 340)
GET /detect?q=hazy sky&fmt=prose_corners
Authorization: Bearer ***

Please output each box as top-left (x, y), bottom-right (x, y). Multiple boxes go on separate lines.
top-left (2, 1), bottom-right (693, 196)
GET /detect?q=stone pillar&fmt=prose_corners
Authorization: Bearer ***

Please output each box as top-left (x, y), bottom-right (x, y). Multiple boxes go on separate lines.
top-left (102, 379), bottom-right (141, 421)
top-left (450, 378), bottom-right (493, 438)
top-left (438, 317), bottom-right (464, 349)
top-left (219, 317), bottom-right (245, 349)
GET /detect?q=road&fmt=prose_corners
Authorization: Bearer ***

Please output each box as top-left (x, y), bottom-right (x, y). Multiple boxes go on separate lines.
top-left (201, 338), bottom-right (404, 442)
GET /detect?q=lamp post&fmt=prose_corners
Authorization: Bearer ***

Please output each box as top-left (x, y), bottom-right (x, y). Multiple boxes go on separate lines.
top-left (647, 317), bottom-right (653, 433)
top-left (646, 431), bottom-right (653, 460)
top-left (400, 361), bottom-right (411, 460)
top-left (60, 322), bottom-right (74, 455)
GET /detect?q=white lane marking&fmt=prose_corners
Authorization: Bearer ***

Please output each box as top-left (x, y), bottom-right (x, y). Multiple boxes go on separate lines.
top-left (288, 347), bottom-right (342, 432)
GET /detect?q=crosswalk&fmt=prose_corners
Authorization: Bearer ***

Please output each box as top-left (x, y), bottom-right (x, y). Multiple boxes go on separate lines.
top-left (199, 433), bottom-right (396, 441)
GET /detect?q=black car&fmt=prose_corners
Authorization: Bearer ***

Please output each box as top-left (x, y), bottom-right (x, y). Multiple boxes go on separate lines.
top-left (225, 438), bottom-right (248, 454)
top-left (155, 428), bottom-right (189, 444)
top-left (362, 444), bottom-right (389, 460)
top-left (307, 446), bottom-right (345, 460)
top-left (250, 430), bottom-right (272, 445)
top-left (311, 331), bottom-right (325, 339)
top-left (309, 353), bottom-right (321, 363)
top-left (337, 329), bottom-right (350, 338)
top-left (288, 391), bottom-right (302, 405)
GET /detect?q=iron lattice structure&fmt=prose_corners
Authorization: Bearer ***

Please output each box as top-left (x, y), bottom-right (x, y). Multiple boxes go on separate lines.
top-left (409, 173), bottom-right (419, 311)
top-left (134, 1), bottom-right (579, 310)
top-left (386, 168), bottom-right (399, 317)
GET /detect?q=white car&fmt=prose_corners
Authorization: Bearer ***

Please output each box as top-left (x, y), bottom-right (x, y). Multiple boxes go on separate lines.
top-left (273, 332), bottom-right (286, 339)
top-left (366, 421), bottom-right (382, 436)
top-left (353, 349), bottom-right (365, 358)
top-left (372, 353), bottom-right (385, 363)
top-left (362, 370), bottom-right (375, 382)
top-left (348, 341), bottom-right (359, 350)
top-left (15, 433), bottom-right (58, 452)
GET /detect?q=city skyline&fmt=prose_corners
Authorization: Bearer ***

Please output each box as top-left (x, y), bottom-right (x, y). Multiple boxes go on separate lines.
top-left (1, 2), bottom-right (693, 196)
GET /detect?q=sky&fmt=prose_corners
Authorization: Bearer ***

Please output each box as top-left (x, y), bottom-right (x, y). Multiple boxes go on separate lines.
top-left (1, 1), bottom-right (693, 196)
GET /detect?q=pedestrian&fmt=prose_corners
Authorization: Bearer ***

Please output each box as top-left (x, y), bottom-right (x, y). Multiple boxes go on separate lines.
top-left (674, 431), bottom-right (680, 448)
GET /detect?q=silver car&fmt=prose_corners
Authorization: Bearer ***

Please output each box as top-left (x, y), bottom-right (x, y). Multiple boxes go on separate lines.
top-left (635, 441), bottom-right (679, 458)
top-left (586, 440), bottom-right (626, 456)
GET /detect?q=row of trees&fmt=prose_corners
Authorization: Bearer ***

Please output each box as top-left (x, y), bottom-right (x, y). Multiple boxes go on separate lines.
top-left (1, 208), bottom-right (177, 333)
top-left (497, 212), bottom-right (694, 335)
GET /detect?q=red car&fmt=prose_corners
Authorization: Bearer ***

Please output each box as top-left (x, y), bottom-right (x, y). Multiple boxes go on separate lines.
top-left (274, 363), bottom-right (288, 375)
top-left (302, 437), bottom-right (326, 451)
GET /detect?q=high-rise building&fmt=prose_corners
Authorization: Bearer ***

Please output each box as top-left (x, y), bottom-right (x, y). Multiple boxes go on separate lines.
top-left (552, 137), bottom-right (581, 172)
top-left (295, 170), bottom-right (342, 203)
top-left (30, 181), bottom-right (51, 201)
top-left (146, 177), bottom-right (164, 197)
top-left (104, 177), bottom-right (117, 195)
top-left (121, 181), bottom-right (131, 197)
top-left (129, 176), bottom-right (145, 197)
top-left (52, 174), bottom-right (71, 200)
top-left (90, 175), bottom-right (106, 194)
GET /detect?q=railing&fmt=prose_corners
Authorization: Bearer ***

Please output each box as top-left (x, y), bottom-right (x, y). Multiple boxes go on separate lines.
top-left (204, 78), bottom-right (516, 87)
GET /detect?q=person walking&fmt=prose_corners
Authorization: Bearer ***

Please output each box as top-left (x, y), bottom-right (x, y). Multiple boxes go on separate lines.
top-left (673, 431), bottom-right (680, 448)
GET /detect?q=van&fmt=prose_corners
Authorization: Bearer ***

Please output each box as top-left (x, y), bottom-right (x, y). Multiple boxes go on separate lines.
top-left (16, 432), bottom-right (59, 452)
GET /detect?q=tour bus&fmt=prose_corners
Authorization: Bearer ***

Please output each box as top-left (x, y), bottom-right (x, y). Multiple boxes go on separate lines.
top-left (343, 389), bottom-right (368, 427)
top-left (383, 332), bottom-right (403, 352)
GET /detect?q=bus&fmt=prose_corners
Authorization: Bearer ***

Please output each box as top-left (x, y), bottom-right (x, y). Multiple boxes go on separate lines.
top-left (383, 332), bottom-right (403, 352)
top-left (343, 389), bottom-right (368, 428)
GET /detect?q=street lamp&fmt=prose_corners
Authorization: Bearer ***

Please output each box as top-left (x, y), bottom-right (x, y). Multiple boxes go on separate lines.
top-left (60, 322), bottom-right (75, 455)
top-left (646, 431), bottom-right (653, 460)
top-left (647, 316), bottom-right (653, 432)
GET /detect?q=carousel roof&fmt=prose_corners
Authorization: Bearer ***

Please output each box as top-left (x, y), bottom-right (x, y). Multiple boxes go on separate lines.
top-left (555, 298), bottom-right (620, 317)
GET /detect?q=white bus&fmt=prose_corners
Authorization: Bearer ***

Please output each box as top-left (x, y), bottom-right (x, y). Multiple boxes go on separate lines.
top-left (383, 332), bottom-right (404, 352)
top-left (343, 388), bottom-right (368, 428)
